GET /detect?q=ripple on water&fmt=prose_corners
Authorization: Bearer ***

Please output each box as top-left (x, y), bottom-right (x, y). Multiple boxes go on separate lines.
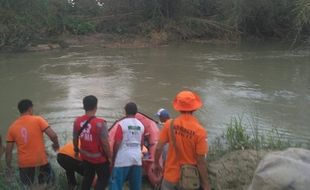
top-left (193, 53), bottom-right (244, 62)
top-left (223, 87), bottom-right (270, 101)
top-left (49, 52), bottom-right (84, 59)
top-left (274, 90), bottom-right (297, 100)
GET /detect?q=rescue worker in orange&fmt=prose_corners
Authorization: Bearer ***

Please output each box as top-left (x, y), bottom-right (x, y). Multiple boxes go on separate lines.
top-left (5, 99), bottom-right (59, 186)
top-left (154, 91), bottom-right (211, 190)
top-left (57, 141), bottom-right (84, 190)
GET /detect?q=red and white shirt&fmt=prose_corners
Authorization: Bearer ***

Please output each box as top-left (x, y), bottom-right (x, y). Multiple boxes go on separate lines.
top-left (114, 117), bottom-right (145, 167)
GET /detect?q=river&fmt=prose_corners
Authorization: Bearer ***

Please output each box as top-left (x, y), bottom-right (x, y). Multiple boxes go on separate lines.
top-left (0, 42), bottom-right (309, 147)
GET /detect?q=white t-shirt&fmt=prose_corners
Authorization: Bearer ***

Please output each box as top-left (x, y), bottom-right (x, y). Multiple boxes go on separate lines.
top-left (114, 117), bottom-right (145, 167)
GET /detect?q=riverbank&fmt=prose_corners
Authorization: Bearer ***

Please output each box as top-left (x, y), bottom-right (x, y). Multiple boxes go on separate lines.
top-left (0, 150), bottom-right (300, 190)
top-left (0, 116), bottom-right (308, 190)
top-left (5, 32), bottom-right (310, 53)
top-left (0, 150), bottom-right (265, 190)
top-left (19, 32), bottom-right (238, 52)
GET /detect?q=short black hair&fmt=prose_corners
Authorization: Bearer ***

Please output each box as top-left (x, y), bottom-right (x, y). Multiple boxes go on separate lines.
top-left (83, 95), bottom-right (97, 111)
top-left (18, 99), bottom-right (33, 114)
top-left (124, 102), bottom-right (138, 115)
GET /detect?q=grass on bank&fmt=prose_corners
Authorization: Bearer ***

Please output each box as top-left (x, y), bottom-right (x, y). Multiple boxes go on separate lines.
top-left (208, 115), bottom-right (309, 161)
top-left (206, 115), bottom-right (310, 190)
top-left (0, 168), bottom-right (68, 190)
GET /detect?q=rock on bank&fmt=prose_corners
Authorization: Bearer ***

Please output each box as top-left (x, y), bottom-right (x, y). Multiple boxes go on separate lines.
top-left (208, 150), bottom-right (269, 190)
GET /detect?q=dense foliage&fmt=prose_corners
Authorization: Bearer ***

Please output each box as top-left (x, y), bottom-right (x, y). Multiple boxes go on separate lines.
top-left (0, 0), bottom-right (309, 50)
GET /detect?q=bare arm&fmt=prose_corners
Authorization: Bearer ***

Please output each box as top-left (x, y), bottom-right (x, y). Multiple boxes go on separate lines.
top-left (112, 139), bottom-right (121, 165)
top-left (153, 141), bottom-right (164, 176)
top-left (44, 127), bottom-right (59, 151)
top-left (112, 125), bottom-right (123, 165)
top-left (155, 141), bottom-right (164, 165)
top-left (100, 122), bottom-right (112, 162)
top-left (5, 142), bottom-right (14, 177)
top-left (197, 155), bottom-right (211, 190)
top-left (101, 138), bottom-right (111, 162)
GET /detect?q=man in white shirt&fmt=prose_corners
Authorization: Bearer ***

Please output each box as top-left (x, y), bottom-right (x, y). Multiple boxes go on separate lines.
top-left (109, 102), bottom-right (145, 190)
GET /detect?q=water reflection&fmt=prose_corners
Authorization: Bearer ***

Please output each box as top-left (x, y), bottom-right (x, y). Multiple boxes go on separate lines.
top-left (0, 43), bottom-right (309, 145)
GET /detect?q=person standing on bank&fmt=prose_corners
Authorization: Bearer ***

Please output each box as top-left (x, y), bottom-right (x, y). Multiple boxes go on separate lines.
top-left (73, 95), bottom-right (112, 190)
top-left (5, 99), bottom-right (59, 186)
top-left (156, 108), bottom-right (170, 126)
top-left (155, 108), bottom-right (170, 162)
top-left (154, 91), bottom-right (211, 190)
top-left (109, 102), bottom-right (145, 190)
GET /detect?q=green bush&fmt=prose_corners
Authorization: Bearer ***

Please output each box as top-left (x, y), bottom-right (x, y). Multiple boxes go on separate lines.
top-left (1, 0), bottom-right (310, 50)
top-left (0, 13), bottom-right (34, 50)
top-left (65, 18), bottom-right (96, 35)
top-left (0, 0), bottom-right (98, 50)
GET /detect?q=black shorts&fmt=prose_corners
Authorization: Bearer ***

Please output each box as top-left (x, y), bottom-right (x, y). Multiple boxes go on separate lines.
top-left (57, 153), bottom-right (83, 185)
top-left (19, 163), bottom-right (54, 185)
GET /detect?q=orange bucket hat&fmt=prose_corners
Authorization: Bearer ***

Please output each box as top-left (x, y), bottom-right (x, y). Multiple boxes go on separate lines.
top-left (173, 91), bottom-right (202, 111)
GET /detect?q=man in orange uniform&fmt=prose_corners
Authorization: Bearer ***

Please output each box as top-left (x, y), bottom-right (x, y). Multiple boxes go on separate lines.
top-left (154, 91), bottom-right (211, 190)
top-left (57, 142), bottom-right (83, 189)
top-left (5, 99), bottom-right (59, 186)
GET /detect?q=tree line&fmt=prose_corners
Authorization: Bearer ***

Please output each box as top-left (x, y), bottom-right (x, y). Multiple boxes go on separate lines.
top-left (0, 0), bottom-right (309, 50)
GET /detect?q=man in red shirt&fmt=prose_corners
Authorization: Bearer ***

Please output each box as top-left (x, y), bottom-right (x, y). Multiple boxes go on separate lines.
top-left (73, 95), bottom-right (111, 190)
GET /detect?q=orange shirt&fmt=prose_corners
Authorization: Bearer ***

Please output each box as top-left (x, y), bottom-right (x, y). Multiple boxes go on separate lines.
top-left (6, 115), bottom-right (49, 168)
top-left (159, 114), bottom-right (208, 183)
top-left (58, 141), bottom-right (81, 160)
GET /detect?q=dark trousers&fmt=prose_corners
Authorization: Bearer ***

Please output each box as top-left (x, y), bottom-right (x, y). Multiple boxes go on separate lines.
top-left (82, 160), bottom-right (110, 190)
top-left (19, 163), bottom-right (53, 185)
top-left (57, 153), bottom-right (83, 185)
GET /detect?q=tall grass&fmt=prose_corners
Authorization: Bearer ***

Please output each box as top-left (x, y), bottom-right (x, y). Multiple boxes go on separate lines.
top-left (208, 115), bottom-right (307, 161)
top-left (207, 115), bottom-right (310, 190)
top-left (291, 0), bottom-right (310, 46)
top-left (0, 168), bottom-right (70, 190)
top-left (0, 169), bottom-right (153, 189)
